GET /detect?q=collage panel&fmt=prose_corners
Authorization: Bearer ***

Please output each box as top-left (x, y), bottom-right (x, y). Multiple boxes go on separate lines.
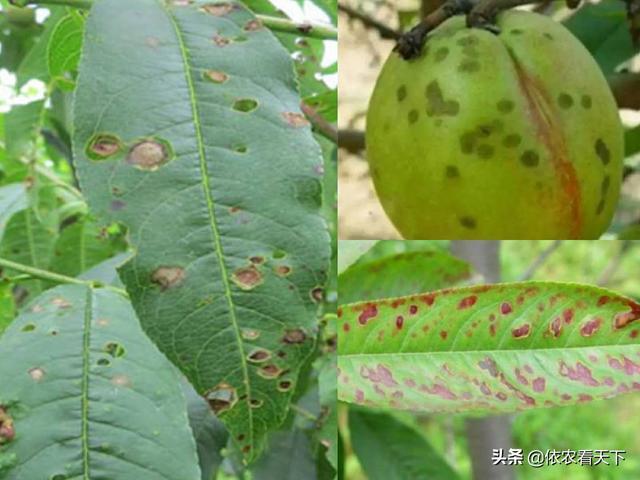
top-left (338, 240), bottom-right (640, 479)
top-left (338, 0), bottom-right (640, 240)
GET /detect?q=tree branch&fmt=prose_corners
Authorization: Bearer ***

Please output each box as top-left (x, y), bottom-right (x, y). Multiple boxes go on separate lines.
top-left (301, 103), bottom-right (338, 144)
top-left (609, 73), bottom-right (640, 110)
top-left (338, 129), bottom-right (366, 154)
top-left (338, 3), bottom-right (402, 40)
top-left (517, 240), bottom-right (562, 281)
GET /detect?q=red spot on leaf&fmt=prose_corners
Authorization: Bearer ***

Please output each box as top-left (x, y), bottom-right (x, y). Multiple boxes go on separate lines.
top-left (358, 304), bottom-right (378, 325)
top-left (577, 393), bottom-right (593, 402)
top-left (440, 330), bottom-right (448, 340)
top-left (532, 377), bottom-right (545, 392)
top-left (515, 368), bottom-right (529, 386)
top-left (489, 324), bottom-right (496, 336)
top-left (603, 377), bottom-right (614, 386)
top-left (355, 390), bottom-right (364, 403)
top-left (420, 383), bottom-right (457, 400)
top-left (342, 323), bottom-right (350, 333)
top-left (597, 296), bottom-right (610, 306)
top-left (496, 392), bottom-right (508, 401)
top-left (580, 317), bottom-right (601, 337)
top-left (390, 298), bottom-right (406, 308)
top-left (478, 357), bottom-right (499, 377)
top-left (614, 302), bottom-right (640, 329)
top-left (500, 302), bottom-right (512, 314)
top-left (361, 364), bottom-right (398, 388)
top-left (559, 361), bottom-right (599, 386)
top-left (608, 356), bottom-right (640, 375)
top-left (409, 305), bottom-right (418, 315)
top-left (404, 379), bottom-right (416, 388)
top-left (458, 295), bottom-right (477, 309)
top-left (421, 294), bottom-right (436, 306)
top-left (395, 315), bottom-right (404, 330)
top-left (512, 324), bottom-right (531, 338)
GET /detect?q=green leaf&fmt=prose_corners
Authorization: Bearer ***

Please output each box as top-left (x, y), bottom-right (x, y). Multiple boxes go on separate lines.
top-left (348, 408), bottom-right (460, 480)
top-left (337, 240), bottom-right (377, 274)
top-left (72, 0), bottom-right (329, 462)
top-left (625, 125), bottom-right (640, 157)
top-left (0, 183), bottom-right (27, 242)
top-left (182, 379), bottom-right (229, 480)
top-left (353, 240), bottom-right (449, 265)
top-left (47, 12), bottom-right (85, 91)
top-left (4, 100), bottom-right (44, 159)
top-left (564, 2), bottom-right (636, 74)
top-left (77, 252), bottom-right (130, 287)
top-left (338, 282), bottom-right (640, 412)
top-left (251, 429), bottom-right (317, 480)
top-left (339, 249), bottom-right (471, 304)
top-left (0, 279), bottom-right (15, 334)
top-left (0, 284), bottom-right (201, 479)
top-left (49, 218), bottom-right (126, 280)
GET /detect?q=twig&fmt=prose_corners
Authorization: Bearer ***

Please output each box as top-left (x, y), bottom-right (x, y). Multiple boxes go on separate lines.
top-left (338, 3), bottom-right (402, 40)
top-left (0, 257), bottom-right (92, 287)
top-left (12, 0), bottom-right (338, 40)
top-left (517, 240), bottom-right (562, 281)
top-left (338, 129), bottom-right (366, 154)
top-left (609, 73), bottom-right (640, 110)
top-left (291, 404), bottom-right (320, 422)
top-left (301, 102), bottom-right (338, 144)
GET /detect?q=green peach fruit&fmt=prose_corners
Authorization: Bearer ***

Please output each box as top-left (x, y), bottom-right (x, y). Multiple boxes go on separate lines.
top-left (366, 11), bottom-right (623, 239)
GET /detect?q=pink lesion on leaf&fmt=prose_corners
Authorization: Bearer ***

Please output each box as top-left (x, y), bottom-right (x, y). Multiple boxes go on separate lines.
top-left (603, 377), bottom-right (614, 386)
top-left (355, 389), bottom-right (365, 403)
top-left (549, 316), bottom-right (562, 337)
top-left (613, 301), bottom-right (640, 329)
top-left (580, 317), bottom-right (602, 337)
top-left (478, 357), bottom-right (499, 377)
top-left (515, 368), bottom-right (529, 386)
top-left (360, 364), bottom-right (398, 387)
top-left (559, 361), bottom-right (599, 386)
top-left (458, 295), bottom-right (477, 309)
top-left (577, 393), bottom-right (593, 402)
top-left (608, 355), bottom-right (640, 375)
top-left (421, 293), bottom-right (436, 306)
top-left (357, 304), bottom-right (378, 325)
top-left (409, 305), bottom-right (418, 315)
top-left (479, 383), bottom-right (491, 396)
top-left (532, 377), bottom-right (546, 392)
top-left (404, 378), bottom-right (416, 388)
top-left (419, 383), bottom-right (457, 400)
top-left (512, 323), bottom-right (531, 339)
top-left (495, 392), bottom-right (508, 401)
top-left (563, 309), bottom-right (574, 324)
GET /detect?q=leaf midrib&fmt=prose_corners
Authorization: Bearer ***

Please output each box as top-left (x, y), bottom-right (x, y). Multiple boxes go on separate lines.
top-left (161, 3), bottom-right (253, 442)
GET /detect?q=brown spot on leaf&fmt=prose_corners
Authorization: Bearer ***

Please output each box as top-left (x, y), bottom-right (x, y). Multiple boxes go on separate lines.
top-left (275, 265), bottom-right (291, 277)
top-left (512, 324), bottom-right (530, 338)
top-left (258, 364), bottom-right (282, 379)
top-left (204, 70), bottom-right (228, 84)
top-left (283, 328), bottom-right (306, 344)
top-left (232, 266), bottom-right (263, 290)
top-left (206, 383), bottom-right (237, 414)
top-left (244, 19), bottom-right (263, 31)
top-left (127, 140), bottom-right (170, 170)
top-left (213, 35), bottom-right (230, 47)
top-left (282, 111), bottom-right (309, 127)
top-left (29, 367), bottom-right (45, 381)
top-left (249, 398), bottom-right (264, 408)
top-left (151, 266), bottom-right (185, 291)
top-left (202, 3), bottom-right (234, 15)
top-left (88, 135), bottom-right (121, 159)
top-left (248, 349), bottom-right (271, 363)
top-left (277, 380), bottom-right (293, 392)
top-left (310, 287), bottom-right (324, 302)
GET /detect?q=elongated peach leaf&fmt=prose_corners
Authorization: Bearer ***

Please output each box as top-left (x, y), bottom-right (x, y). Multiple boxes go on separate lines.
top-left (338, 282), bottom-right (640, 412)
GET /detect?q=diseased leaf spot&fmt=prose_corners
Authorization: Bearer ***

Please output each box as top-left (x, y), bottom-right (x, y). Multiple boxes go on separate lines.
top-left (342, 323), bottom-right (350, 333)
top-left (241, 329), bottom-right (260, 340)
top-left (97, 358), bottom-right (110, 367)
top-left (358, 304), bottom-right (378, 324)
top-left (233, 98), bottom-right (258, 113)
top-left (520, 150), bottom-right (539, 167)
top-left (0, 408), bottom-right (15, 443)
top-left (28, 367), bottom-right (45, 381)
top-left (151, 266), bottom-right (185, 291)
top-left (409, 305), bottom-right (418, 315)
top-left (213, 35), bottom-right (230, 47)
top-left (395, 315), bottom-right (404, 330)
top-left (87, 134), bottom-right (122, 160)
top-left (549, 317), bottom-right (562, 337)
top-left (355, 389), bottom-right (365, 403)
top-left (52, 297), bottom-right (71, 308)
top-left (275, 265), bottom-right (291, 277)
top-left (249, 398), bottom-right (264, 408)
top-left (580, 317), bottom-right (601, 337)
top-left (249, 256), bottom-right (264, 265)
top-left (244, 19), bottom-right (263, 31)
top-left (247, 349), bottom-right (271, 363)
top-left (104, 342), bottom-right (125, 358)
top-left (283, 328), bottom-right (306, 344)
top-left (206, 383), bottom-right (237, 414)
top-left (204, 70), bottom-right (228, 84)
top-left (127, 139), bottom-right (172, 171)
top-left (21, 324), bottom-right (36, 332)
top-left (559, 361), bottom-right (598, 386)
top-left (311, 287), bottom-right (324, 302)
top-left (497, 99), bottom-right (514, 113)
top-left (595, 138), bottom-right (610, 165)
top-left (202, 3), bottom-right (235, 16)
top-left (232, 265), bottom-right (263, 290)
top-left (532, 378), bottom-right (545, 392)
top-left (110, 200), bottom-right (126, 211)
top-left (282, 111), bottom-right (310, 127)
top-left (458, 295), bottom-right (477, 309)
top-left (396, 85), bottom-right (407, 102)
top-left (459, 216), bottom-right (476, 229)
top-left (557, 93), bottom-right (573, 109)
top-left (614, 305), bottom-right (640, 329)
top-left (111, 375), bottom-right (131, 388)
top-left (512, 324), bottom-right (530, 338)
top-left (500, 302), bottom-right (512, 315)
top-left (440, 330), bottom-right (448, 340)
top-left (361, 364), bottom-right (398, 387)
top-left (277, 380), bottom-right (293, 392)
top-left (258, 364), bottom-right (282, 379)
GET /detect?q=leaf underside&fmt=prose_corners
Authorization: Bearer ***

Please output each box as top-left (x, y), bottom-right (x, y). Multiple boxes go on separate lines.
top-left (73, 0), bottom-right (329, 461)
top-left (338, 282), bottom-right (640, 412)
top-left (0, 285), bottom-right (200, 480)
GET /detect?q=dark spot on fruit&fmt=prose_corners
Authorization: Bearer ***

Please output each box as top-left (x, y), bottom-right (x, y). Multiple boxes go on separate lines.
top-left (408, 109), bottom-right (419, 124)
top-left (206, 383), bottom-right (237, 413)
top-left (283, 328), bottom-right (306, 344)
top-left (503, 134), bottom-right (521, 148)
top-left (204, 70), bottom-right (228, 83)
top-left (456, 35), bottom-right (478, 46)
top-left (512, 324), bottom-right (530, 338)
top-left (127, 139), bottom-right (171, 171)
top-left (232, 265), bottom-right (263, 290)
top-left (151, 266), bottom-right (185, 291)
top-left (259, 364), bottom-right (282, 379)
top-left (558, 93), bottom-right (573, 109)
top-left (245, 19), bottom-right (263, 31)
top-left (581, 95), bottom-right (592, 109)
top-left (497, 99), bottom-right (514, 113)
top-left (311, 287), bottom-right (324, 302)
top-left (601, 175), bottom-right (610, 196)
top-left (595, 138), bottom-right (610, 165)
top-left (446, 165), bottom-right (459, 178)
top-left (477, 144), bottom-right (494, 159)
top-left (520, 150), bottom-right (539, 167)
top-left (458, 295), bottom-right (477, 309)
top-left (596, 198), bottom-right (605, 215)
top-left (459, 132), bottom-right (476, 154)
top-left (543, 32), bottom-right (553, 40)
top-left (87, 134), bottom-right (121, 159)
top-left (202, 3), bottom-right (234, 15)
top-left (458, 60), bottom-right (480, 73)
top-left (459, 216), bottom-right (476, 229)
top-left (425, 80), bottom-right (459, 116)
top-left (434, 47), bottom-right (449, 62)
top-left (233, 98), bottom-right (258, 113)
top-left (248, 349), bottom-right (271, 363)
top-left (104, 342), bottom-right (125, 358)
top-left (282, 112), bottom-right (309, 127)
top-left (396, 85), bottom-right (407, 102)
top-left (278, 380), bottom-right (293, 391)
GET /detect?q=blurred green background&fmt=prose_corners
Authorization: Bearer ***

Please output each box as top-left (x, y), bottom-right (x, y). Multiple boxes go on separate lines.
top-left (340, 240), bottom-right (640, 480)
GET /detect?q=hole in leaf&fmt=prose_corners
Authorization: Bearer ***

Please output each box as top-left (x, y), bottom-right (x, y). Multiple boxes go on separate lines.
top-left (104, 342), bottom-right (125, 358)
top-left (233, 99), bottom-right (258, 113)
top-left (21, 324), bottom-right (36, 332)
top-left (247, 349), bottom-right (271, 363)
top-left (86, 134), bottom-right (122, 160)
top-left (205, 383), bottom-right (237, 414)
top-left (97, 358), bottom-right (111, 367)
top-left (249, 398), bottom-right (264, 408)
